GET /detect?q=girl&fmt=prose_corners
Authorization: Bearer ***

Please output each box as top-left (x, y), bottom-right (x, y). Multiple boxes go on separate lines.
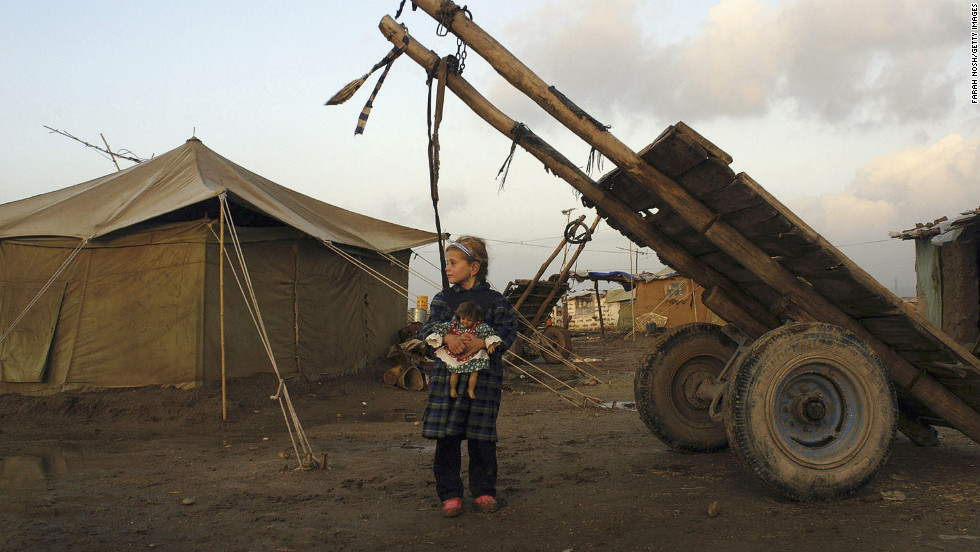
top-left (421, 236), bottom-right (518, 518)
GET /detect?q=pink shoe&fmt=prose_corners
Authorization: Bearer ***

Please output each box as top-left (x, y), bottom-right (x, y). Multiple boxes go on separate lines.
top-left (473, 495), bottom-right (499, 514)
top-left (441, 497), bottom-right (463, 518)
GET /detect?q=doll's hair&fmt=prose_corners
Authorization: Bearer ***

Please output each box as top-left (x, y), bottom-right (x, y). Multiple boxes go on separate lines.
top-left (455, 301), bottom-right (484, 323)
top-left (447, 236), bottom-right (489, 282)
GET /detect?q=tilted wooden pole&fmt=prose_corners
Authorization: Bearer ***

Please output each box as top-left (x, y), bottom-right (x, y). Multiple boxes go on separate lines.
top-left (531, 216), bottom-right (600, 327)
top-left (513, 214), bottom-right (585, 313)
top-left (377, 16), bottom-right (779, 339)
top-left (390, 6), bottom-right (980, 443)
top-left (594, 280), bottom-right (605, 338)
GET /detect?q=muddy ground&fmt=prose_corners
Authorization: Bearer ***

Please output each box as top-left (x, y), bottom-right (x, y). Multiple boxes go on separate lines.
top-left (1, 333), bottom-right (977, 552)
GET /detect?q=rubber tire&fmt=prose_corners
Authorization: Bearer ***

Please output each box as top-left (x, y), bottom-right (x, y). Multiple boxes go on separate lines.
top-left (512, 336), bottom-right (538, 361)
top-left (634, 323), bottom-right (736, 452)
top-left (541, 326), bottom-right (572, 364)
top-left (724, 322), bottom-right (897, 501)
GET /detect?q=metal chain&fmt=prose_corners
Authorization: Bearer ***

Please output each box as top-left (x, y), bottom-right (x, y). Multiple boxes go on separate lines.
top-left (435, 4), bottom-right (472, 75)
top-left (455, 35), bottom-right (467, 74)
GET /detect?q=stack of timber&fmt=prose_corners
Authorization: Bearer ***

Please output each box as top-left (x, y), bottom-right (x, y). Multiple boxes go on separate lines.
top-left (585, 122), bottom-right (980, 424)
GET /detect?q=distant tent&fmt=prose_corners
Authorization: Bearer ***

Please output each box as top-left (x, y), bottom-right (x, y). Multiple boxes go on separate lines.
top-left (0, 137), bottom-right (438, 394)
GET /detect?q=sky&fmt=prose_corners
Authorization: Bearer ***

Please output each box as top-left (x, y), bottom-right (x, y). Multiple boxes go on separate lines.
top-left (1, 0), bottom-right (977, 306)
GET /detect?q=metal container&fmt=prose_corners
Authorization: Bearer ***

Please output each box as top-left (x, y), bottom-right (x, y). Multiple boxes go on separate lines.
top-left (409, 308), bottom-right (428, 323)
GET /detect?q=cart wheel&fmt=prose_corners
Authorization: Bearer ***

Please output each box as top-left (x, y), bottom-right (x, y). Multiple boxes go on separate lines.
top-left (724, 322), bottom-right (897, 501)
top-left (634, 323), bottom-right (736, 452)
top-left (509, 336), bottom-right (538, 361)
top-left (541, 326), bottom-right (572, 364)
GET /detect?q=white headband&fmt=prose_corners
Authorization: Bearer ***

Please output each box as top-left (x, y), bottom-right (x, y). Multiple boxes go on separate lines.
top-left (447, 241), bottom-right (473, 259)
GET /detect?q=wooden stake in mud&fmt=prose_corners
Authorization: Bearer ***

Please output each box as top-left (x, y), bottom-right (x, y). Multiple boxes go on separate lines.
top-left (220, 196), bottom-right (227, 422)
top-left (594, 280), bottom-right (605, 338)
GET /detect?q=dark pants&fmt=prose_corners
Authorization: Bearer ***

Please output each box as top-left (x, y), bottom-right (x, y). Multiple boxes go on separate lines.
top-left (434, 436), bottom-right (497, 501)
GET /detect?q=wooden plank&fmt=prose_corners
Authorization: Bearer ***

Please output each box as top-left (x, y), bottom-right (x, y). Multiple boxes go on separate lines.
top-left (893, 349), bottom-right (959, 367)
top-left (935, 378), bottom-right (980, 407)
top-left (672, 230), bottom-right (723, 258)
top-left (834, 296), bottom-right (900, 318)
top-left (648, 210), bottom-right (691, 236)
top-left (638, 124), bottom-right (714, 178)
top-left (700, 173), bottom-right (763, 215)
top-left (609, 178), bottom-right (661, 211)
top-left (722, 202), bottom-right (781, 228)
top-left (778, 248), bottom-right (843, 275)
top-left (701, 286), bottom-right (770, 338)
top-left (802, 268), bottom-right (880, 303)
top-left (754, 230), bottom-right (822, 258)
top-left (860, 316), bottom-right (946, 352)
top-left (737, 282), bottom-right (785, 310)
top-left (696, 251), bottom-right (758, 284)
top-left (675, 158), bottom-right (736, 198)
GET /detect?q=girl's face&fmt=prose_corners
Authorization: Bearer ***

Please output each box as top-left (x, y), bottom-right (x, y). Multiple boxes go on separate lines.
top-left (458, 315), bottom-right (476, 329)
top-left (445, 248), bottom-right (479, 288)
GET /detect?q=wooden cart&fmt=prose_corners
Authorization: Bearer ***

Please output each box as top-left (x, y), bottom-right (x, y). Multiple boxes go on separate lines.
top-left (501, 216), bottom-right (599, 364)
top-left (377, 4), bottom-right (980, 501)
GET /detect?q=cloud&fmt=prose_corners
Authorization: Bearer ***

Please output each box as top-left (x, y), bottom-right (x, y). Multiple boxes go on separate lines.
top-left (499, 0), bottom-right (961, 125)
top-left (791, 133), bottom-right (980, 243)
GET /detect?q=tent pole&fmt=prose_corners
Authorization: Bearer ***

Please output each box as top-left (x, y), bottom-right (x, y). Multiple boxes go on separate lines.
top-left (594, 280), bottom-right (605, 338)
top-left (220, 197), bottom-right (227, 422)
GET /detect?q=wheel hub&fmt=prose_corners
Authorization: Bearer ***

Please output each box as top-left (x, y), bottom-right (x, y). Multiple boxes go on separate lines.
top-left (794, 395), bottom-right (827, 424)
top-left (774, 370), bottom-right (848, 451)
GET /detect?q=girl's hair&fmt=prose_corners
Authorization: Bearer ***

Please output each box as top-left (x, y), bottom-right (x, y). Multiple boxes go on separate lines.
top-left (448, 235), bottom-right (489, 282)
top-left (455, 301), bottom-right (484, 322)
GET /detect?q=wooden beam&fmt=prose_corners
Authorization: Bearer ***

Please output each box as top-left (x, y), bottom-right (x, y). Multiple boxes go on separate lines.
top-left (403, 3), bottom-right (980, 443)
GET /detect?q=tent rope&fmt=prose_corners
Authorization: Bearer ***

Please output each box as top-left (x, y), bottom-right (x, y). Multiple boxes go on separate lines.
top-left (213, 197), bottom-right (318, 469)
top-left (0, 238), bottom-right (88, 347)
top-left (321, 241), bottom-right (412, 300)
top-left (505, 348), bottom-right (606, 408)
top-left (380, 251), bottom-right (443, 292)
top-left (513, 332), bottom-right (603, 384)
top-left (505, 302), bottom-right (605, 383)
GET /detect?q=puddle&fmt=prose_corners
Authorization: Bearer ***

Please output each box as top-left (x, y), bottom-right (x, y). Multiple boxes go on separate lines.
top-left (599, 400), bottom-right (637, 411)
top-left (329, 409), bottom-right (421, 423)
top-left (0, 446), bottom-right (137, 514)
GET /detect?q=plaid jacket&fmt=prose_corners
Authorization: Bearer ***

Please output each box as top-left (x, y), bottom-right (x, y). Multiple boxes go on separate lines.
top-left (421, 282), bottom-right (519, 441)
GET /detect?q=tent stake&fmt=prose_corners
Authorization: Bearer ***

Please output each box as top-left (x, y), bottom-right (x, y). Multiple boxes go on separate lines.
top-left (220, 196), bottom-right (227, 422)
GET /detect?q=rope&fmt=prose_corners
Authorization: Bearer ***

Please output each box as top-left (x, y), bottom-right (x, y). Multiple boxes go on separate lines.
top-left (0, 238), bottom-right (88, 347)
top-left (502, 296), bottom-right (605, 383)
top-left (323, 242), bottom-right (412, 300)
top-left (514, 332), bottom-right (603, 384)
top-left (382, 251), bottom-right (443, 291)
top-left (506, 348), bottom-right (605, 407)
top-left (212, 197), bottom-right (318, 469)
top-left (495, 122), bottom-right (528, 192)
top-left (426, 56), bottom-right (451, 290)
top-left (325, 34), bottom-right (410, 136)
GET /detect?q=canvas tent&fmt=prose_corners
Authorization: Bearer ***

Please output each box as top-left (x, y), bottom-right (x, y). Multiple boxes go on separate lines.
top-left (0, 137), bottom-right (438, 394)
